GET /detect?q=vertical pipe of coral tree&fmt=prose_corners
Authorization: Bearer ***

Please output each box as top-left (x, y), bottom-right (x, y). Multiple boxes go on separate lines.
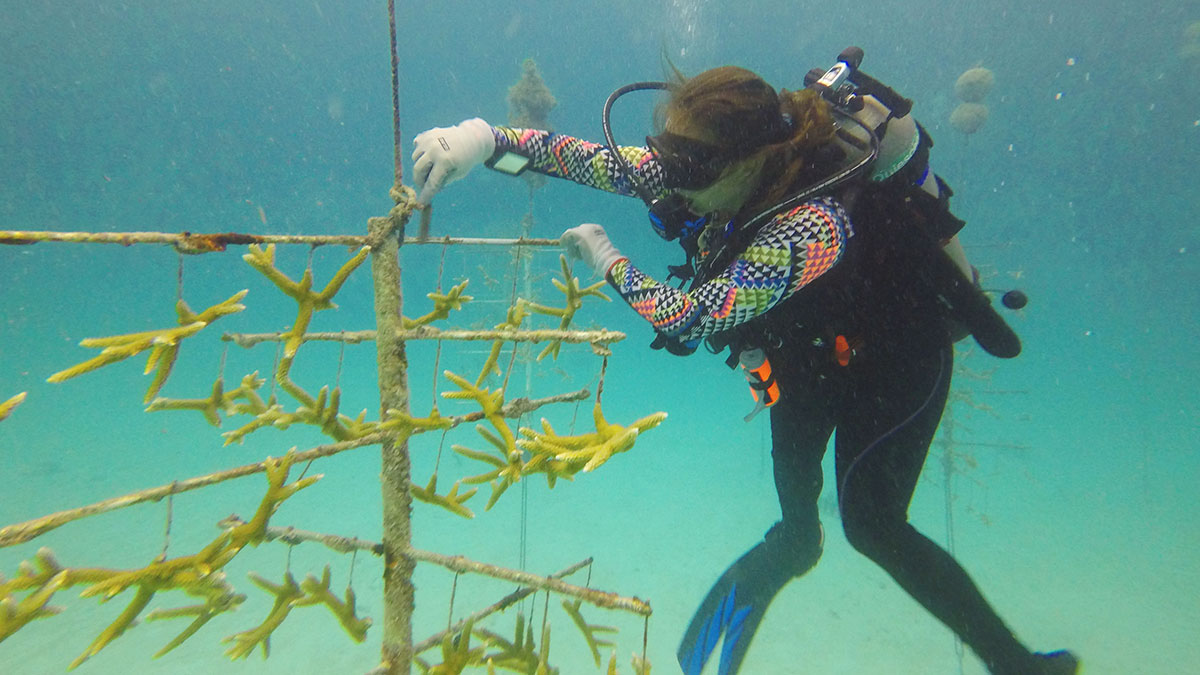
top-left (369, 211), bottom-right (413, 674)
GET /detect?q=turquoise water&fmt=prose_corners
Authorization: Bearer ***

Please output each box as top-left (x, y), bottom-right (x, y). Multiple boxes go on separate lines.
top-left (2, 1), bottom-right (1197, 673)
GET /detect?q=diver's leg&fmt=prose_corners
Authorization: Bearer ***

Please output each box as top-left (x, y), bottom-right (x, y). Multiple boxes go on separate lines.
top-left (678, 380), bottom-right (832, 675)
top-left (835, 345), bottom-right (1054, 674)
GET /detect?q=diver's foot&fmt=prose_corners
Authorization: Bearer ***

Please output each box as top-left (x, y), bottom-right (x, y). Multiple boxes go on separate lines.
top-left (1034, 650), bottom-right (1079, 674)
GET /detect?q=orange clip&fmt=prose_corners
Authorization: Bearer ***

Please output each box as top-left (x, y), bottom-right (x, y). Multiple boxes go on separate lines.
top-left (746, 359), bottom-right (780, 407)
top-left (834, 334), bottom-right (864, 367)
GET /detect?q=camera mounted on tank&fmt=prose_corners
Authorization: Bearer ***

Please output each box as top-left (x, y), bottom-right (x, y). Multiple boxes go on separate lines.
top-left (806, 47), bottom-right (913, 120)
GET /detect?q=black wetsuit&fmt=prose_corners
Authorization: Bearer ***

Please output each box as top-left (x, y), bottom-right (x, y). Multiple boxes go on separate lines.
top-left (715, 195), bottom-right (1045, 674)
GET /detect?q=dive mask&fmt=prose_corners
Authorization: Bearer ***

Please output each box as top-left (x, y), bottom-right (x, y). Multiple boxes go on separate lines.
top-left (645, 132), bottom-right (745, 191)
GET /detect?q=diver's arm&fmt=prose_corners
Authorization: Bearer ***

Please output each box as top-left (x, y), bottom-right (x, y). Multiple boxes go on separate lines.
top-left (491, 126), bottom-right (667, 198)
top-left (607, 197), bottom-right (851, 349)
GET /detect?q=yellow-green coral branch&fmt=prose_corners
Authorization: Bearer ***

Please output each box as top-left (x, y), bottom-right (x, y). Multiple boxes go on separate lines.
top-left (0, 392), bottom-right (26, 423)
top-left (527, 255), bottom-right (610, 361)
top-left (377, 406), bottom-right (454, 443)
top-left (242, 244), bottom-right (368, 359)
top-left (61, 452), bottom-right (319, 667)
top-left (69, 585), bottom-right (156, 669)
top-left (0, 569), bottom-right (67, 642)
top-left (146, 379), bottom-right (225, 426)
top-left (426, 616), bottom-right (486, 674)
top-left (47, 291), bottom-right (247, 403)
top-left (145, 577), bottom-right (246, 657)
top-left (519, 403), bottom-right (667, 475)
top-left (562, 598), bottom-right (617, 667)
top-left (475, 300), bottom-right (529, 387)
top-left (410, 473), bottom-right (478, 519)
top-left (223, 572), bottom-right (305, 660)
top-left (295, 566), bottom-right (372, 642)
top-left (475, 615), bottom-right (539, 672)
top-left (220, 385), bottom-right (363, 445)
top-left (402, 280), bottom-right (473, 329)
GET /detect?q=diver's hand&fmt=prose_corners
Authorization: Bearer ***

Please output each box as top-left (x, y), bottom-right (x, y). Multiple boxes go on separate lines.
top-left (561, 223), bottom-right (626, 279)
top-left (411, 118), bottom-right (495, 205)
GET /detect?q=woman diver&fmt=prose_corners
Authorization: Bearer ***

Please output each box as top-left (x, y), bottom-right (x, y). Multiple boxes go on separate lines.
top-left (410, 54), bottom-right (1077, 675)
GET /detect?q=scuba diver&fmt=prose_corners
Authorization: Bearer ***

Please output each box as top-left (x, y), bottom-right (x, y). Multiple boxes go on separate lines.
top-left (411, 49), bottom-right (1077, 675)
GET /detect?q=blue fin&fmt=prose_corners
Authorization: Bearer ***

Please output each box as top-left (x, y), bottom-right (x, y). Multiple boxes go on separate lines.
top-left (718, 604), bottom-right (753, 675)
top-left (683, 583), bottom-right (756, 675)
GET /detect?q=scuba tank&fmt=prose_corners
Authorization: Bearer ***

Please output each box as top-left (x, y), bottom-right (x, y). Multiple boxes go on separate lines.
top-left (805, 47), bottom-right (1024, 359)
top-left (720, 48), bottom-right (1025, 420)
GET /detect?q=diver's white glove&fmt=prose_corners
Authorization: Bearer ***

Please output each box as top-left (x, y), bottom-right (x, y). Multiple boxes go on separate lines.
top-left (411, 118), bottom-right (495, 205)
top-left (561, 223), bottom-right (626, 279)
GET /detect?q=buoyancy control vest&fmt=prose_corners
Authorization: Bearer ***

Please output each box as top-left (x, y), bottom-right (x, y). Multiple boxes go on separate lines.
top-left (687, 52), bottom-right (1021, 368)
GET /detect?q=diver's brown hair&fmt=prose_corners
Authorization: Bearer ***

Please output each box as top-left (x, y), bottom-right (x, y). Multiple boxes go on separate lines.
top-left (660, 66), bottom-right (840, 208)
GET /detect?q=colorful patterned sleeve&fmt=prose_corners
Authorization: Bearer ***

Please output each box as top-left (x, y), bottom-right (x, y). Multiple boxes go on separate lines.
top-left (492, 126), bottom-right (668, 198)
top-left (607, 197), bottom-right (852, 347)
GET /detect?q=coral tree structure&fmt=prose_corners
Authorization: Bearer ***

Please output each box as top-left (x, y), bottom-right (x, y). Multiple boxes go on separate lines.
top-left (4, 234), bottom-right (661, 673)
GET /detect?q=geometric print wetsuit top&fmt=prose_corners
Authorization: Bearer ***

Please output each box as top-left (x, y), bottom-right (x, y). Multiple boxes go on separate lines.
top-left (492, 125), bottom-right (853, 349)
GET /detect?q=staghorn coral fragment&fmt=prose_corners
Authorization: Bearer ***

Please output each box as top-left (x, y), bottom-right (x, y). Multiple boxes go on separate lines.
top-left (222, 572), bottom-right (305, 660)
top-left (295, 566), bottom-right (372, 642)
top-left (47, 290), bottom-right (246, 403)
top-left (527, 256), bottom-right (610, 361)
top-left (519, 403), bottom-right (667, 475)
top-left (441, 372), bottom-right (516, 455)
top-left (402, 280), bottom-right (474, 329)
top-left (0, 392), bottom-right (27, 422)
top-left (410, 473), bottom-right (478, 519)
top-left (535, 619), bottom-right (554, 675)
top-left (71, 584), bottom-right (158, 669)
top-left (562, 598), bottom-right (617, 667)
top-left (220, 384), bottom-right (372, 445)
top-left (66, 541), bottom-right (256, 668)
top-left (145, 575), bottom-right (246, 657)
top-left (476, 612), bottom-right (540, 673)
top-left (1, 432), bottom-right (319, 665)
top-left (474, 299), bottom-right (529, 387)
top-left (242, 244), bottom-right (369, 358)
top-left (427, 615), bottom-right (487, 675)
top-left (147, 378), bottom-right (225, 426)
top-left (377, 405), bottom-right (454, 443)
top-left (0, 570), bottom-right (67, 642)
top-left (228, 450), bottom-right (323, 549)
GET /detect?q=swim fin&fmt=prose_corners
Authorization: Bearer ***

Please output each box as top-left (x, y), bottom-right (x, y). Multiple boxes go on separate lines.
top-left (677, 530), bottom-right (814, 675)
